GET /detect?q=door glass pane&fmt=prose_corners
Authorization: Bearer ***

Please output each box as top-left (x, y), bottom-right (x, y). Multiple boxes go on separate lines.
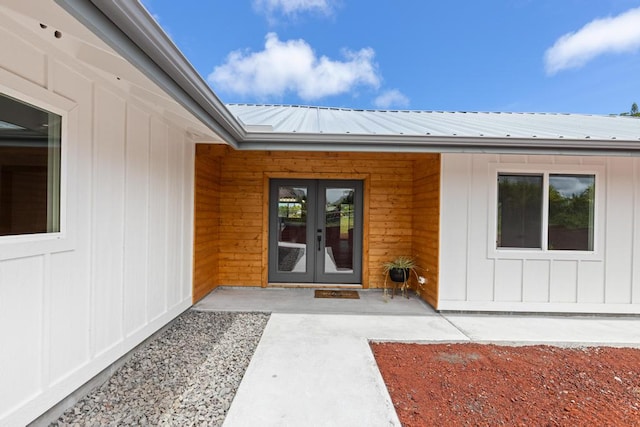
top-left (497, 174), bottom-right (543, 248)
top-left (324, 187), bottom-right (354, 273)
top-left (277, 186), bottom-right (307, 272)
top-left (548, 174), bottom-right (595, 251)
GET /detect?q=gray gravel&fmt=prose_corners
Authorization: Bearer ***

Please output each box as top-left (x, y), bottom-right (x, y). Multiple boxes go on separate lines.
top-left (53, 310), bottom-right (269, 426)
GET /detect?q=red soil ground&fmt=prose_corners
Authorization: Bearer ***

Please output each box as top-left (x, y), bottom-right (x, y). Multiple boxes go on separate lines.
top-left (371, 342), bottom-right (640, 426)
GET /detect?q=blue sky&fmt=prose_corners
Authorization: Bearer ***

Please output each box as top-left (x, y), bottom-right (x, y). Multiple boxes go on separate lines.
top-left (141, 0), bottom-right (640, 114)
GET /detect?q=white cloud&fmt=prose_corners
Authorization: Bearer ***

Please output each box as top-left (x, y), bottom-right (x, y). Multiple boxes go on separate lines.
top-left (373, 89), bottom-right (410, 109)
top-left (545, 7), bottom-right (640, 74)
top-left (253, 0), bottom-right (334, 16)
top-left (208, 32), bottom-right (380, 101)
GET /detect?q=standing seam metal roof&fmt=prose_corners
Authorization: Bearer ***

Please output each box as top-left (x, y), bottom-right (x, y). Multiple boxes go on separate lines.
top-left (54, 1), bottom-right (640, 154)
top-left (228, 104), bottom-right (640, 142)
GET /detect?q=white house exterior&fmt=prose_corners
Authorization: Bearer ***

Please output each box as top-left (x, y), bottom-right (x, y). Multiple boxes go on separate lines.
top-left (439, 153), bottom-right (640, 313)
top-left (0, 1), bottom-right (223, 425)
top-left (223, 104), bottom-right (640, 315)
top-left (1, 1), bottom-right (640, 425)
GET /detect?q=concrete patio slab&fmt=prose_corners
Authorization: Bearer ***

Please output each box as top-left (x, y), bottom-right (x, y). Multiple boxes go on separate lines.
top-left (195, 286), bottom-right (436, 316)
top-left (443, 313), bottom-right (640, 347)
top-left (195, 287), bottom-right (640, 427)
top-left (222, 313), bottom-right (469, 427)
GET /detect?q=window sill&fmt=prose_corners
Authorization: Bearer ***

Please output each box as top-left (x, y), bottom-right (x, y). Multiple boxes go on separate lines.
top-left (489, 247), bottom-right (603, 262)
top-left (0, 232), bottom-right (75, 260)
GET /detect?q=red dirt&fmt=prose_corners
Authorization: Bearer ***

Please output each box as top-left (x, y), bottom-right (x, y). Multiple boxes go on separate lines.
top-left (371, 342), bottom-right (640, 426)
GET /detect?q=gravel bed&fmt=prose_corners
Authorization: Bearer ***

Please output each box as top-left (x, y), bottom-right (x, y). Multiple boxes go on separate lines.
top-left (53, 310), bottom-right (269, 426)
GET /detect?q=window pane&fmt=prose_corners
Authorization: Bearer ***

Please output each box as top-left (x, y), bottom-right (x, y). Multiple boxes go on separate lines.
top-left (277, 186), bottom-right (307, 272)
top-left (548, 174), bottom-right (595, 251)
top-left (324, 187), bottom-right (354, 273)
top-left (0, 93), bottom-right (61, 236)
top-left (497, 174), bottom-right (543, 248)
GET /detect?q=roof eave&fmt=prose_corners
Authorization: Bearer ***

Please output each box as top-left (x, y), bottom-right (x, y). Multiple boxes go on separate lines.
top-left (50, 1), bottom-right (640, 156)
top-left (54, 0), bottom-right (245, 148)
top-left (239, 132), bottom-right (640, 156)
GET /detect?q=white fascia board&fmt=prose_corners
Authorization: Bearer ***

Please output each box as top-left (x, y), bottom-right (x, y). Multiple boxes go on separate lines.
top-left (240, 132), bottom-right (640, 156)
top-left (54, 0), bottom-right (243, 148)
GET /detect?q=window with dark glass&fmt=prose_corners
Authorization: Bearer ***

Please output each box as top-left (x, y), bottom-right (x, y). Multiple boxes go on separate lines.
top-left (497, 174), bottom-right (543, 248)
top-left (497, 172), bottom-right (595, 251)
top-left (0, 93), bottom-right (61, 236)
top-left (548, 174), bottom-right (595, 251)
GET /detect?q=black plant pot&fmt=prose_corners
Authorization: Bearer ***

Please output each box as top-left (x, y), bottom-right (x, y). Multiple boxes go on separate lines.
top-left (389, 268), bottom-right (409, 283)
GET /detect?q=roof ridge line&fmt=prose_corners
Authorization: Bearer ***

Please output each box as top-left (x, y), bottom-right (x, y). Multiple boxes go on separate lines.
top-left (225, 103), bottom-right (606, 116)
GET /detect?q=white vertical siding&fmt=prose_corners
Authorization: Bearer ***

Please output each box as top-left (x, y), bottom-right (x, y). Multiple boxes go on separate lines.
top-left (166, 127), bottom-right (184, 308)
top-left (466, 154), bottom-right (496, 301)
top-left (0, 20), bottom-right (195, 426)
top-left (604, 158), bottom-right (634, 303)
top-left (181, 144), bottom-right (195, 301)
top-left (148, 118), bottom-right (170, 320)
top-left (549, 260), bottom-right (577, 303)
top-left (495, 259), bottom-right (522, 302)
top-left (0, 257), bottom-right (44, 411)
top-left (123, 105), bottom-right (151, 335)
top-left (92, 87), bottom-right (127, 356)
top-left (48, 251), bottom-right (91, 383)
top-left (634, 158), bottom-right (640, 303)
top-left (0, 26), bottom-right (46, 87)
top-left (578, 261), bottom-right (605, 303)
top-left (439, 153), bottom-right (640, 313)
top-left (438, 155), bottom-right (469, 301)
top-left (522, 259), bottom-right (550, 302)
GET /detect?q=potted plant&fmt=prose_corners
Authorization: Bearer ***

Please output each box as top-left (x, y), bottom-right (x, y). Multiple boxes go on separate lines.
top-left (382, 256), bottom-right (427, 299)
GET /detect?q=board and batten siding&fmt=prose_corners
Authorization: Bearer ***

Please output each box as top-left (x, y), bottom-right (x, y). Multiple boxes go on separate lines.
top-left (0, 23), bottom-right (194, 426)
top-left (193, 146), bottom-right (440, 296)
top-left (439, 153), bottom-right (640, 313)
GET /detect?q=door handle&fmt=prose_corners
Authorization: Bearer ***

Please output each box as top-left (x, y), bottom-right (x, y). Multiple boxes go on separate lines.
top-left (317, 229), bottom-right (322, 251)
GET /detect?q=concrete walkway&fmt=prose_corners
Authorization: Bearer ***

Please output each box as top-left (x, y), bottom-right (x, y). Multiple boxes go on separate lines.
top-left (194, 287), bottom-right (640, 427)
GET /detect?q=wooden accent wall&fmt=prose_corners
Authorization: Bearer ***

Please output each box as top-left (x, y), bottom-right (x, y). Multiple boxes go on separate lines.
top-left (193, 144), bottom-right (223, 301)
top-left (412, 155), bottom-right (441, 308)
top-left (193, 145), bottom-right (441, 306)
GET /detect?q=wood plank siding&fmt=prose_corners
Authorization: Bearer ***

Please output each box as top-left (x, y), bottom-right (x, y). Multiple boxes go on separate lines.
top-left (193, 145), bottom-right (440, 306)
top-left (193, 145), bottom-right (223, 301)
top-left (412, 155), bottom-right (441, 308)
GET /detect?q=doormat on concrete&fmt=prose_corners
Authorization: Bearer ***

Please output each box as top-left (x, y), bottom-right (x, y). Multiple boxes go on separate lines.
top-left (314, 290), bottom-right (360, 299)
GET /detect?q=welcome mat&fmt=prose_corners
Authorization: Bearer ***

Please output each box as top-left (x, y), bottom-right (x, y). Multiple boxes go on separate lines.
top-left (314, 290), bottom-right (360, 299)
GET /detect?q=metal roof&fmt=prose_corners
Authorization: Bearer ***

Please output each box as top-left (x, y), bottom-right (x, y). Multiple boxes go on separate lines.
top-left (55, 1), bottom-right (640, 155)
top-left (228, 104), bottom-right (640, 142)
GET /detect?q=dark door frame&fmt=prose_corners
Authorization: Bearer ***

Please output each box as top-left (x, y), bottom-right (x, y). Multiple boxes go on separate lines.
top-left (268, 178), bottom-right (363, 284)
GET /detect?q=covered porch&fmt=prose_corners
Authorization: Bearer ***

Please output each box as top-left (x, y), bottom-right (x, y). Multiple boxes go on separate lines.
top-left (193, 146), bottom-right (441, 307)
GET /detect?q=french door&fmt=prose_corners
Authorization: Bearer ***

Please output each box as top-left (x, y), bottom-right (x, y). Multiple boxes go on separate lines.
top-left (268, 179), bottom-right (363, 284)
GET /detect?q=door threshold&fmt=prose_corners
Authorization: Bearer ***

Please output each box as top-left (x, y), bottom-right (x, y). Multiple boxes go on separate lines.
top-left (268, 283), bottom-right (363, 289)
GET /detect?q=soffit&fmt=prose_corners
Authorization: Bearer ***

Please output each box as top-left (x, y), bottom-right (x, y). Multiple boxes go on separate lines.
top-left (1, 0), bottom-right (223, 143)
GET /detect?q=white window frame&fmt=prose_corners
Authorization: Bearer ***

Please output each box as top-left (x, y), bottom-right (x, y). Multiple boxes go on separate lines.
top-left (487, 163), bottom-right (604, 261)
top-left (0, 70), bottom-right (77, 260)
